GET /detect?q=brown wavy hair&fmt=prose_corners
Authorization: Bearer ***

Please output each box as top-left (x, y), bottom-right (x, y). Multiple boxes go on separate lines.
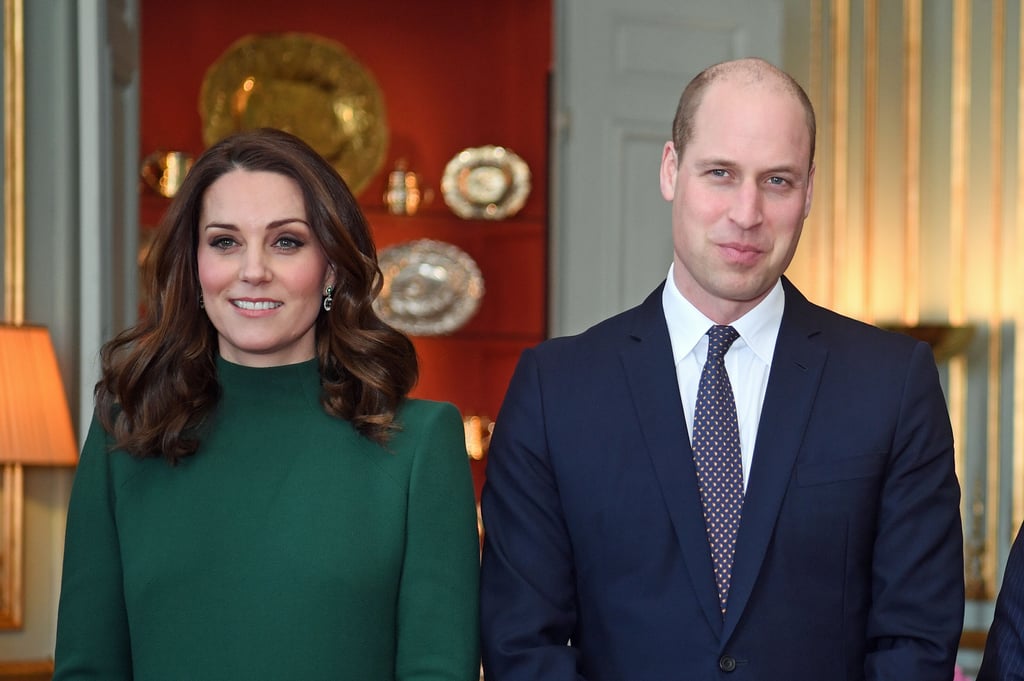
top-left (97, 128), bottom-right (418, 462)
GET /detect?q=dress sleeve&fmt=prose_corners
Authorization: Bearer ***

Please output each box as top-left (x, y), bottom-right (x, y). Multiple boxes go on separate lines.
top-left (395, 402), bottom-right (481, 681)
top-left (52, 414), bottom-right (133, 680)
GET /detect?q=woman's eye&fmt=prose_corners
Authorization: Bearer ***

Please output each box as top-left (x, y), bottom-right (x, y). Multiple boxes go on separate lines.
top-left (210, 236), bottom-right (236, 249)
top-left (275, 236), bottom-right (304, 249)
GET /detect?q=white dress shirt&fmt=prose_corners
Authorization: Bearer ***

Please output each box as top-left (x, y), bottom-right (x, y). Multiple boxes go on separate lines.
top-left (661, 264), bottom-right (784, 490)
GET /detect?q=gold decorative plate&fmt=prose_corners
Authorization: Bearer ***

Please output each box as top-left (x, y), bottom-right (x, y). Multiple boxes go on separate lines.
top-left (199, 32), bottom-right (388, 195)
top-left (441, 145), bottom-right (531, 219)
top-left (374, 239), bottom-right (485, 336)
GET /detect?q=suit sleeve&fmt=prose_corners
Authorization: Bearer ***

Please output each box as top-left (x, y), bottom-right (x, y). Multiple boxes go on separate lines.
top-left (976, 523), bottom-right (1024, 681)
top-left (480, 349), bottom-right (587, 681)
top-left (52, 415), bottom-right (133, 680)
top-left (395, 402), bottom-right (481, 681)
top-left (864, 341), bottom-right (965, 680)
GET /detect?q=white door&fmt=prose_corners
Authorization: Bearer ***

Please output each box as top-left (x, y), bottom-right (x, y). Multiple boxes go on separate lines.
top-left (551, 0), bottom-right (783, 336)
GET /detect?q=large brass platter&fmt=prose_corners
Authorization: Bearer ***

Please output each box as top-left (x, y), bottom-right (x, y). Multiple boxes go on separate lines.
top-left (199, 32), bottom-right (388, 195)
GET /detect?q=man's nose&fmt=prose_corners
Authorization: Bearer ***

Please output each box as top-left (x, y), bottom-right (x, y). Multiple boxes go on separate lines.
top-left (729, 181), bottom-right (764, 228)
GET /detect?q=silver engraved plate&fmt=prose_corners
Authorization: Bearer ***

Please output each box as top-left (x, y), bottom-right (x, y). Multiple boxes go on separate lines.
top-left (441, 145), bottom-right (531, 220)
top-left (374, 239), bottom-right (485, 336)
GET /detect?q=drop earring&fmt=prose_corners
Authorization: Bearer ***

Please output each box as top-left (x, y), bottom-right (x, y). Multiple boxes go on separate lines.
top-left (199, 293), bottom-right (204, 309)
top-left (322, 285), bottom-right (334, 312)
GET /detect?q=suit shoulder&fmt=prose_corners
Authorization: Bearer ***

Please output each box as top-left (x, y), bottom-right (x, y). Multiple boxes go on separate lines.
top-left (792, 289), bottom-right (930, 361)
top-left (530, 302), bottom-right (648, 359)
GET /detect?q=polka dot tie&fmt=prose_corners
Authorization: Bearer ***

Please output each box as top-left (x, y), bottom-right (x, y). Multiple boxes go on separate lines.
top-left (691, 325), bottom-right (744, 616)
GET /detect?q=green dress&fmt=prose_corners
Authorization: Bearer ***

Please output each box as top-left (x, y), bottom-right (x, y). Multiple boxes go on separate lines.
top-left (53, 357), bottom-right (481, 681)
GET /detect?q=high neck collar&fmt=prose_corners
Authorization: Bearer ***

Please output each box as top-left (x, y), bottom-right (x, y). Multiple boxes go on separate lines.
top-left (215, 355), bottom-right (320, 394)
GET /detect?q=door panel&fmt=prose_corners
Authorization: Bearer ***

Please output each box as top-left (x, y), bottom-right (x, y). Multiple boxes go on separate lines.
top-left (552, 0), bottom-right (782, 335)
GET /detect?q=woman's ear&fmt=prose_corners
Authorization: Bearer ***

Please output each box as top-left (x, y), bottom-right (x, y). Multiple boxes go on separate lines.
top-left (324, 266), bottom-right (337, 292)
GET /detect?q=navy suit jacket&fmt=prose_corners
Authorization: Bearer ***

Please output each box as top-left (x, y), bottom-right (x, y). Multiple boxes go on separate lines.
top-left (480, 278), bottom-right (964, 681)
top-left (978, 523), bottom-right (1024, 680)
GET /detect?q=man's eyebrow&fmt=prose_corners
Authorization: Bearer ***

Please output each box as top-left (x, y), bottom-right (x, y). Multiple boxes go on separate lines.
top-left (693, 157), bottom-right (737, 168)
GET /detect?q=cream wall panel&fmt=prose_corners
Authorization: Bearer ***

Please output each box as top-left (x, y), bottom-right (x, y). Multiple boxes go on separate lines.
top-left (0, 0), bottom-right (79, 661)
top-left (0, 0), bottom-right (138, 662)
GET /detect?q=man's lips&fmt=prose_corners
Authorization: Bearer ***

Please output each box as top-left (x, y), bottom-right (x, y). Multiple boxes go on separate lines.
top-left (718, 242), bottom-right (764, 264)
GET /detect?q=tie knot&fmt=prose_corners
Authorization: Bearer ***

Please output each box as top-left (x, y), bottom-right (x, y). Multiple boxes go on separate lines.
top-left (707, 325), bottom-right (739, 361)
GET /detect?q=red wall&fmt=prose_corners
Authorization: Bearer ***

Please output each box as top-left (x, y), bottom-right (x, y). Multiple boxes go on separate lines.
top-left (140, 1), bottom-right (552, 494)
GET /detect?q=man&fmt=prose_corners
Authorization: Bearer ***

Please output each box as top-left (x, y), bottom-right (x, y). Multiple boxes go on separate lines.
top-left (978, 523), bottom-right (1024, 679)
top-left (479, 58), bottom-right (964, 680)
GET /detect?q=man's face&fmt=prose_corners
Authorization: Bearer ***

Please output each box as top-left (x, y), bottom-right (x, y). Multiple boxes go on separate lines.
top-left (659, 78), bottom-right (815, 323)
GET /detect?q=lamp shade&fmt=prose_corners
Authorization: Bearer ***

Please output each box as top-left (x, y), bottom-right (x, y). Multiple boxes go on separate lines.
top-left (0, 324), bottom-right (78, 465)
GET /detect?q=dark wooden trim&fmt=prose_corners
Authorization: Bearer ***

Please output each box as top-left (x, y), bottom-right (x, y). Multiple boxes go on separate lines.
top-left (0, 659), bottom-right (53, 680)
top-left (961, 628), bottom-right (988, 651)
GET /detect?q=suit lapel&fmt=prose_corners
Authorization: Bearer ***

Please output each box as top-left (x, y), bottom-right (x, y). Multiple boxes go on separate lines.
top-left (720, 279), bottom-right (827, 640)
top-left (620, 286), bottom-right (724, 635)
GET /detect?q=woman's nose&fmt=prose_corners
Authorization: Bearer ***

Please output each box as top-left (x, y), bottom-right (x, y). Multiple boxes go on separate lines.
top-left (239, 248), bottom-right (271, 282)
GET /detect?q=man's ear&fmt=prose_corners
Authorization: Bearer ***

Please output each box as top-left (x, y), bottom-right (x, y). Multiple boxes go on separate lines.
top-left (803, 162), bottom-right (816, 219)
top-left (659, 142), bottom-right (678, 202)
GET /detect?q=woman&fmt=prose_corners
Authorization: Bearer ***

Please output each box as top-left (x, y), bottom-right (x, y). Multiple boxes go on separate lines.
top-left (54, 128), bottom-right (481, 680)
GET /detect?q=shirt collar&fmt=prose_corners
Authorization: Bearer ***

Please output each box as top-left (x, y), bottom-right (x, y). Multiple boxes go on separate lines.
top-left (662, 263), bottom-right (785, 365)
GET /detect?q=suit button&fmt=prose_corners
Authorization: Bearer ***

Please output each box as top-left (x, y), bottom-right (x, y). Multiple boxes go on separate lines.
top-left (719, 655), bottom-right (737, 672)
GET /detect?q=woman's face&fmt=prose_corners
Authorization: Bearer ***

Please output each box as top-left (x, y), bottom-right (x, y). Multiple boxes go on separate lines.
top-left (197, 169), bottom-right (334, 367)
